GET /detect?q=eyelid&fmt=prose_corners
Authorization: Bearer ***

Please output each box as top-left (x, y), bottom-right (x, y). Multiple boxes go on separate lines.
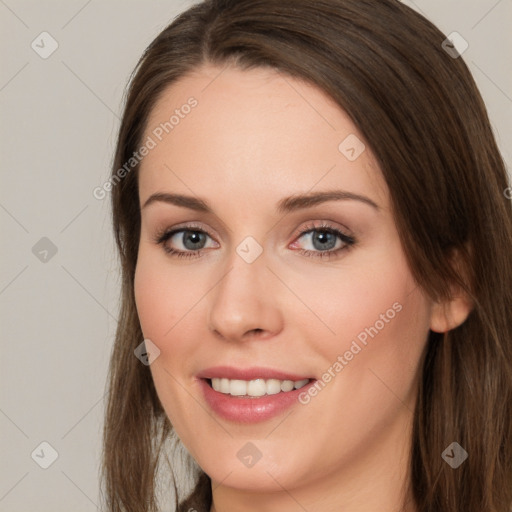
top-left (290, 220), bottom-right (355, 256)
top-left (154, 219), bottom-right (351, 243)
top-left (154, 221), bottom-right (216, 242)
top-left (290, 219), bottom-right (353, 240)
top-left (153, 219), bottom-right (356, 259)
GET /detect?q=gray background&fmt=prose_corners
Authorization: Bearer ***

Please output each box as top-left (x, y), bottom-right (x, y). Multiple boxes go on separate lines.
top-left (1, 1), bottom-right (510, 510)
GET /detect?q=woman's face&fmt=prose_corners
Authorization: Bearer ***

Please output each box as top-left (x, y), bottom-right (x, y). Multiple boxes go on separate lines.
top-left (134, 64), bottom-right (435, 506)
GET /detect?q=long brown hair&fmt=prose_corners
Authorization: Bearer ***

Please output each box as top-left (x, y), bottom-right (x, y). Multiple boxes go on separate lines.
top-left (101, 1), bottom-right (512, 510)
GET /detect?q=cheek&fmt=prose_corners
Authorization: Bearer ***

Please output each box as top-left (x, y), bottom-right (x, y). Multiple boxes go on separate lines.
top-left (300, 246), bottom-right (431, 412)
top-left (134, 250), bottom-right (203, 341)
top-left (295, 256), bottom-right (420, 352)
top-left (133, 250), bottom-right (211, 416)
top-left (318, 273), bottom-right (429, 427)
top-left (134, 256), bottom-right (202, 431)
top-left (134, 261), bottom-right (169, 340)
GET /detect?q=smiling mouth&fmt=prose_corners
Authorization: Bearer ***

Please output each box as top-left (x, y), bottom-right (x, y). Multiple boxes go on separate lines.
top-left (205, 377), bottom-right (312, 397)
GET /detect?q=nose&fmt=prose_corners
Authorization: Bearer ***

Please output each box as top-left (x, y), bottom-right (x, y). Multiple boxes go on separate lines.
top-left (207, 244), bottom-right (284, 343)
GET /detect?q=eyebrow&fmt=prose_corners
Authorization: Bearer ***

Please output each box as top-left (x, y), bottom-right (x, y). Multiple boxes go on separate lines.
top-left (142, 190), bottom-right (379, 213)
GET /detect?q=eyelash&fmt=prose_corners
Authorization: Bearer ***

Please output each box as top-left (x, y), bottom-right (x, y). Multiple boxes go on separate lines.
top-left (153, 221), bottom-right (356, 260)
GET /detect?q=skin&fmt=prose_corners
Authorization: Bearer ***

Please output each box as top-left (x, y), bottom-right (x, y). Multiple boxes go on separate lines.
top-left (134, 64), bottom-right (471, 512)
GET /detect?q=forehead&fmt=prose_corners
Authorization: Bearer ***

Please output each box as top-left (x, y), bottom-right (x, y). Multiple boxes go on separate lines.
top-left (138, 64), bottom-right (389, 210)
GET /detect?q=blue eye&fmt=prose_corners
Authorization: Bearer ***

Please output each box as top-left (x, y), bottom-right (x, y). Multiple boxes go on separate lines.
top-left (171, 230), bottom-right (208, 251)
top-left (154, 222), bottom-right (355, 260)
top-left (291, 221), bottom-right (355, 260)
top-left (155, 226), bottom-right (216, 258)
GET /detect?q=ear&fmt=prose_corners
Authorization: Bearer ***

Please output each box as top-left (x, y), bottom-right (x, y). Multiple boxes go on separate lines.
top-left (429, 294), bottom-right (473, 333)
top-left (429, 248), bottom-right (474, 333)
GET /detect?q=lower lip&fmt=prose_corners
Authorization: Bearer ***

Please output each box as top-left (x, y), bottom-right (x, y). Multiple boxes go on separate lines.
top-left (198, 378), bottom-right (316, 423)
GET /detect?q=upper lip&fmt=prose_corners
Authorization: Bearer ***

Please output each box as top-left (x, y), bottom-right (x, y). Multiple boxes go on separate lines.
top-left (197, 366), bottom-right (314, 381)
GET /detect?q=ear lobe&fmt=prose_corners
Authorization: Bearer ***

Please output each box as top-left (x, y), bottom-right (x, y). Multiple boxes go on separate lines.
top-left (429, 245), bottom-right (474, 333)
top-left (430, 293), bottom-right (473, 333)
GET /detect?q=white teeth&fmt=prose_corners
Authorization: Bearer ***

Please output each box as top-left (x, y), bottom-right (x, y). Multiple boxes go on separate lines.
top-left (220, 378), bottom-right (230, 394)
top-left (266, 379), bottom-right (282, 395)
top-left (210, 377), bottom-right (310, 396)
top-left (294, 378), bottom-right (310, 389)
top-left (281, 380), bottom-right (295, 392)
top-left (246, 379), bottom-right (267, 397)
top-left (229, 379), bottom-right (247, 396)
